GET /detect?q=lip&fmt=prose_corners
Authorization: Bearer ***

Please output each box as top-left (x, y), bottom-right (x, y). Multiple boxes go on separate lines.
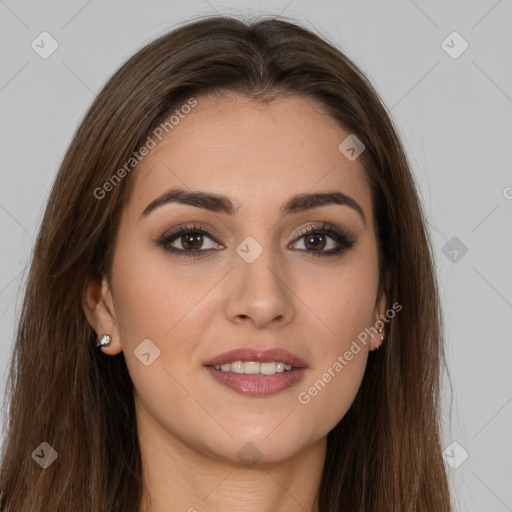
top-left (203, 347), bottom-right (308, 368)
top-left (204, 366), bottom-right (308, 396)
top-left (203, 347), bottom-right (308, 397)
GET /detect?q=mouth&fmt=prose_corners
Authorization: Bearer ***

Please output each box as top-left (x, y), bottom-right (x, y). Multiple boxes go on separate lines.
top-left (203, 347), bottom-right (308, 397)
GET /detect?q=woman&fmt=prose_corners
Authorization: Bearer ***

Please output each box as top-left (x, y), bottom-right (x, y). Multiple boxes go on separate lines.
top-left (0, 14), bottom-right (452, 512)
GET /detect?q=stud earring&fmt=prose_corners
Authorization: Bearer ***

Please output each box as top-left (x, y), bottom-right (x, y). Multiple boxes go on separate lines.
top-left (96, 334), bottom-right (111, 348)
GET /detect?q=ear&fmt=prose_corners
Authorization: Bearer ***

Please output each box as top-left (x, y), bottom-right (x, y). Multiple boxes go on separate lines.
top-left (369, 287), bottom-right (388, 351)
top-left (82, 274), bottom-right (123, 355)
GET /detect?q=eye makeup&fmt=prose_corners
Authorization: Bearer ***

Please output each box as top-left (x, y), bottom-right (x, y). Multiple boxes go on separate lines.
top-left (155, 221), bottom-right (356, 259)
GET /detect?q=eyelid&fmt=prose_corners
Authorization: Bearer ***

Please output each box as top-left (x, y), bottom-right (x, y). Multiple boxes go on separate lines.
top-left (157, 221), bottom-right (356, 257)
top-left (292, 221), bottom-right (352, 240)
top-left (161, 222), bottom-right (224, 244)
top-left (161, 221), bottom-right (353, 242)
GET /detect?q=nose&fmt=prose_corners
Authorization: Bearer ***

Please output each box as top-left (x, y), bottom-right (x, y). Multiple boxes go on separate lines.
top-left (223, 244), bottom-right (296, 330)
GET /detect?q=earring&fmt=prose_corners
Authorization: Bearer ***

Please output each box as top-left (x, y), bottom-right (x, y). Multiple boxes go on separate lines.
top-left (96, 334), bottom-right (111, 348)
top-left (376, 328), bottom-right (384, 350)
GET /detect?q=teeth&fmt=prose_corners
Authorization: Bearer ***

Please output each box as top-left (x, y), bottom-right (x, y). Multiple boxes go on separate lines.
top-left (212, 361), bottom-right (294, 375)
top-left (231, 361), bottom-right (244, 374)
top-left (261, 362), bottom-right (277, 375)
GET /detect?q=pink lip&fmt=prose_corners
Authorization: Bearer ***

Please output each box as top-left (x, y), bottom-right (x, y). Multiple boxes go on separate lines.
top-left (203, 347), bottom-right (308, 368)
top-left (204, 367), bottom-right (308, 396)
top-left (202, 347), bottom-right (308, 397)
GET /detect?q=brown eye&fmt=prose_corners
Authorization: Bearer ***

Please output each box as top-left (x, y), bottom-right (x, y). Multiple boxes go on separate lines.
top-left (180, 233), bottom-right (205, 251)
top-left (290, 224), bottom-right (356, 258)
top-left (157, 225), bottom-right (223, 258)
top-left (303, 233), bottom-right (328, 251)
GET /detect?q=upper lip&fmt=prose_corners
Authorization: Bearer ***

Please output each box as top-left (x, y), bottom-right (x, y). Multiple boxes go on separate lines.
top-left (203, 347), bottom-right (308, 368)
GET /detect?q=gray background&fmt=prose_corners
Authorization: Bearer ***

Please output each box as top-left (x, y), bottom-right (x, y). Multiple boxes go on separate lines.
top-left (1, 1), bottom-right (511, 510)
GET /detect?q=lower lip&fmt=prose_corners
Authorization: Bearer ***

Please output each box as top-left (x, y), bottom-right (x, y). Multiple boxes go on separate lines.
top-left (204, 366), bottom-right (308, 396)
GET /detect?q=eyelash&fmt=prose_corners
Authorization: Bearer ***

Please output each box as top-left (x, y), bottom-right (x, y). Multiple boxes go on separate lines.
top-left (156, 222), bottom-right (356, 259)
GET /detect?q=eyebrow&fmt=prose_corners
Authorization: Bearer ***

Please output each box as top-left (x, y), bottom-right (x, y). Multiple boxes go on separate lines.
top-left (140, 187), bottom-right (366, 225)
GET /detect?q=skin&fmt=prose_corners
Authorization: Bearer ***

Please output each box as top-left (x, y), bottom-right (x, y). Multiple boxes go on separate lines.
top-left (84, 93), bottom-right (386, 512)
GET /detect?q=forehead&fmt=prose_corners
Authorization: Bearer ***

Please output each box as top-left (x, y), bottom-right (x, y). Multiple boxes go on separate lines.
top-left (126, 93), bottom-right (373, 222)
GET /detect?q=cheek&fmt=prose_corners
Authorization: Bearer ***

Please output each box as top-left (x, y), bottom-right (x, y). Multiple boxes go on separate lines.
top-left (291, 248), bottom-right (379, 430)
top-left (291, 291), bottom-right (373, 440)
top-left (109, 237), bottom-right (224, 383)
top-left (109, 249), bottom-right (226, 448)
top-left (294, 350), bottom-right (368, 439)
top-left (294, 241), bottom-right (380, 349)
top-left (110, 233), bottom-right (212, 343)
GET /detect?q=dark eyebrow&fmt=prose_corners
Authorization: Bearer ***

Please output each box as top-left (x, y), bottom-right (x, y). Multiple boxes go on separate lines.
top-left (140, 187), bottom-right (366, 225)
top-left (282, 191), bottom-right (366, 225)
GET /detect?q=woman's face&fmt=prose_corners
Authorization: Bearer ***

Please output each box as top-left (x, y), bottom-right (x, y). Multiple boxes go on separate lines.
top-left (97, 93), bottom-right (385, 465)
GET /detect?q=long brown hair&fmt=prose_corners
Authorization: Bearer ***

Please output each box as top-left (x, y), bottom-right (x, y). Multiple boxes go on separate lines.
top-left (0, 14), bottom-right (451, 511)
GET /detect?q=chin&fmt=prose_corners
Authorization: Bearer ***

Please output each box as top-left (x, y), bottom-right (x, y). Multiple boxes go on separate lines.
top-left (201, 428), bottom-right (312, 467)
